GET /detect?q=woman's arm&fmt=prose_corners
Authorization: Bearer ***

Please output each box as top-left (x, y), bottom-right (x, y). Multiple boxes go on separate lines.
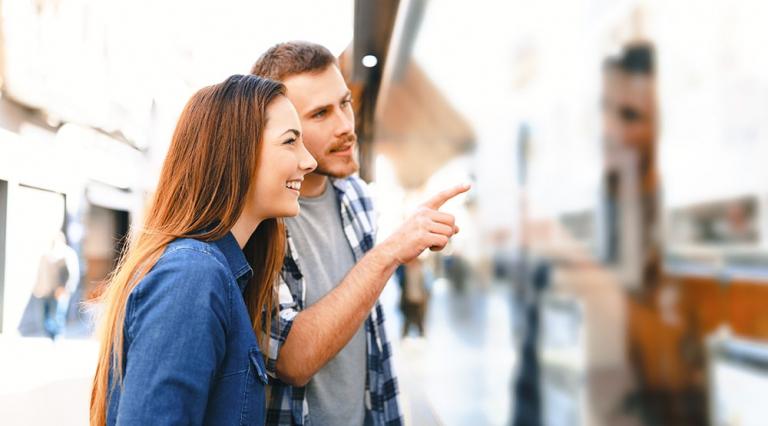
top-left (115, 250), bottom-right (230, 425)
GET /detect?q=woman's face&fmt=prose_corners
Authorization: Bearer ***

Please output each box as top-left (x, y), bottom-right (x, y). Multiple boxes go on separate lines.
top-left (248, 96), bottom-right (316, 220)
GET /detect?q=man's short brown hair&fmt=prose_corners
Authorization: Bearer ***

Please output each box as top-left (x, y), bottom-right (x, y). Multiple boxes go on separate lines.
top-left (250, 41), bottom-right (338, 81)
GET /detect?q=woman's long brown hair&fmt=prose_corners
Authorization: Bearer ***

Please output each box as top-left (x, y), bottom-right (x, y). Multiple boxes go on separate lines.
top-left (90, 75), bottom-right (286, 425)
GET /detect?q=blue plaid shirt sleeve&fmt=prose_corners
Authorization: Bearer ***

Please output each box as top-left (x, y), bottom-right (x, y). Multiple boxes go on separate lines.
top-left (265, 275), bottom-right (298, 377)
top-left (266, 236), bottom-right (304, 378)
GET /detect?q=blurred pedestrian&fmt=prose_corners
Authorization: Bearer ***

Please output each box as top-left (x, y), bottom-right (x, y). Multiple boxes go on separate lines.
top-left (400, 257), bottom-right (431, 337)
top-left (18, 231), bottom-right (79, 339)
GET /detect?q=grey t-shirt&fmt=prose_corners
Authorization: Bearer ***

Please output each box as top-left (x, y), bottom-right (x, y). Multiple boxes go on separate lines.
top-left (285, 181), bottom-right (367, 426)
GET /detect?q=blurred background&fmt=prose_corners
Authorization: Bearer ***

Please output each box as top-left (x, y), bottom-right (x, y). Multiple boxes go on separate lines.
top-left (1, 0), bottom-right (768, 425)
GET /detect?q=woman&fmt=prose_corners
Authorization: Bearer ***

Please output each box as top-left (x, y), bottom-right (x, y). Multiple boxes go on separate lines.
top-left (90, 74), bottom-right (316, 425)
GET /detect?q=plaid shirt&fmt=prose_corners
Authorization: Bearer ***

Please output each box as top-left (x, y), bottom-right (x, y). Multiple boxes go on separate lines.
top-left (265, 176), bottom-right (403, 426)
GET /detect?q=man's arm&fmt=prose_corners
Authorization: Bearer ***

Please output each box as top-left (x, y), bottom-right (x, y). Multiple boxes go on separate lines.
top-left (275, 184), bottom-right (469, 386)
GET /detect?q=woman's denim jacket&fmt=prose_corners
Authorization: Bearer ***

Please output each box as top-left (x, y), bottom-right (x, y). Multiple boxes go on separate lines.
top-left (107, 232), bottom-right (268, 425)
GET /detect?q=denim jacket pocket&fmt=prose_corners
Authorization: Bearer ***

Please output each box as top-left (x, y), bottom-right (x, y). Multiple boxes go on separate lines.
top-left (236, 346), bottom-right (268, 425)
top-left (249, 346), bottom-right (269, 385)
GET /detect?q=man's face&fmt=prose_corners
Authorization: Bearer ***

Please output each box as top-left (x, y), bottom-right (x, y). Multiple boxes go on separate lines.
top-left (282, 65), bottom-right (359, 178)
top-left (602, 70), bottom-right (656, 153)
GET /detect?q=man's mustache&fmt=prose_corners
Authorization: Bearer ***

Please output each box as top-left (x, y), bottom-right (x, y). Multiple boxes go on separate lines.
top-left (328, 134), bottom-right (357, 152)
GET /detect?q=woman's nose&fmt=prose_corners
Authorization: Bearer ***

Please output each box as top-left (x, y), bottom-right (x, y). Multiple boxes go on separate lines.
top-left (299, 144), bottom-right (317, 173)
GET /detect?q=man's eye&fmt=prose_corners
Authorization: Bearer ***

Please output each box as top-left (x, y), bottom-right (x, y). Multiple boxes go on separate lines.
top-left (342, 99), bottom-right (352, 108)
top-left (312, 109), bottom-right (327, 119)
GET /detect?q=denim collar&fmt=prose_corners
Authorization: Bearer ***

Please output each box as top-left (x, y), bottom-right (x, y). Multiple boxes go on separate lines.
top-left (212, 231), bottom-right (253, 292)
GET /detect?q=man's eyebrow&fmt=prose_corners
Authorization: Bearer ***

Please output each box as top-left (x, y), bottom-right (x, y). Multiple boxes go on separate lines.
top-left (306, 103), bottom-right (331, 115)
top-left (306, 91), bottom-right (353, 116)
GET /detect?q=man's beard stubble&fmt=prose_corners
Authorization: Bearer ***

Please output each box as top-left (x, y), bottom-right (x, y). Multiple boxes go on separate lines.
top-left (315, 133), bottom-right (360, 178)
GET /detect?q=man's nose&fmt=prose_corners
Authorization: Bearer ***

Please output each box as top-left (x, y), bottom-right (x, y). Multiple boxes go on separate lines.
top-left (334, 109), bottom-right (354, 136)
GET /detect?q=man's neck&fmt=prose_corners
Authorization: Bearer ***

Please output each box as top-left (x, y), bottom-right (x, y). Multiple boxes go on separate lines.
top-left (300, 172), bottom-right (329, 198)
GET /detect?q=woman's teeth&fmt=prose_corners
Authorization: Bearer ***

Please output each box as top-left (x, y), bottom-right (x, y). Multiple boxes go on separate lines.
top-left (286, 181), bottom-right (301, 190)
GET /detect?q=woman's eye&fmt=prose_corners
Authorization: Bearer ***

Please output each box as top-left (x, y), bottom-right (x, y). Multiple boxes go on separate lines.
top-left (283, 138), bottom-right (296, 145)
top-left (342, 99), bottom-right (352, 108)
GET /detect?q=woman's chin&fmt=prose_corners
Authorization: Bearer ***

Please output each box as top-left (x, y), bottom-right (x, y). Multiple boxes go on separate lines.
top-left (282, 205), bottom-right (300, 218)
top-left (261, 199), bottom-right (302, 219)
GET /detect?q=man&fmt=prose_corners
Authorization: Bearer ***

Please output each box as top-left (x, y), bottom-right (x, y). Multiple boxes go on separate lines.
top-left (252, 41), bottom-right (468, 425)
top-left (601, 43), bottom-right (660, 289)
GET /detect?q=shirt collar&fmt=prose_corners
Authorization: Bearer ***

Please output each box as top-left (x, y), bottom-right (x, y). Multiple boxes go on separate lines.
top-left (330, 177), bottom-right (350, 196)
top-left (213, 231), bottom-right (253, 292)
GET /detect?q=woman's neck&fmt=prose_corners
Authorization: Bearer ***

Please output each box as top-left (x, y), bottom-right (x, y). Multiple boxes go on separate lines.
top-left (231, 214), bottom-right (263, 249)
